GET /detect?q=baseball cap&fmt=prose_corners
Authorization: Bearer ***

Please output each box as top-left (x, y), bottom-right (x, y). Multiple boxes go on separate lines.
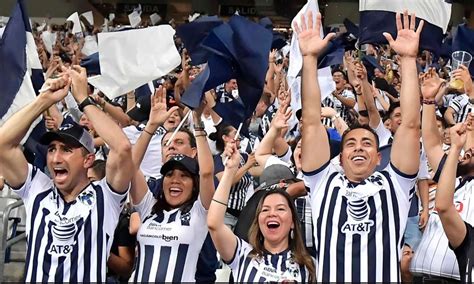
top-left (127, 95), bottom-right (151, 123)
top-left (258, 164), bottom-right (298, 188)
top-left (160, 154), bottom-right (199, 176)
top-left (40, 123), bottom-right (94, 153)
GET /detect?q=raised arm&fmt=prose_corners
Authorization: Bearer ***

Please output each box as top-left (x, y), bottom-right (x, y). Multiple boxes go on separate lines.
top-left (385, 11), bottom-right (423, 175)
top-left (208, 142), bottom-right (240, 262)
top-left (255, 103), bottom-right (292, 167)
top-left (436, 123), bottom-right (467, 248)
top-left (193, 102), bottom-right (215, 209)
top-left (357, 62), bottom-right (381, 129)
top-left (294, 11), bottom-right (335, 172)
top-left (0, 76), bottom-right (70, 188)
top-left (130, 87), bottom-right (179, 204)
top-left (421, 70), bottom-right (447, 173)
top-left (67, 66), bottom-right (133, 193)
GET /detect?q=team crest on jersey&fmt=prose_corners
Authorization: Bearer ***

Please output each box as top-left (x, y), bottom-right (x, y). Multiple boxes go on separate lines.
top-left (78, 189), bottom-right (96, 208)
top-left (341, 197), bottom-right (374, 234)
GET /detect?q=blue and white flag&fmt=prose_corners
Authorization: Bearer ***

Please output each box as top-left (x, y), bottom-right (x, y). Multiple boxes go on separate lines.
top-left (287, 0), bottom-right (336, 111)
top-left (359, 0), bottom-right (451, 55)
top-left (0, 0), bottom-right (44, 138)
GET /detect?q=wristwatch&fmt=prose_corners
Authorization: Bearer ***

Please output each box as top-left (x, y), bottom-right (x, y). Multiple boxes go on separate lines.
top-left (78, 96), bottom-right (98, 112)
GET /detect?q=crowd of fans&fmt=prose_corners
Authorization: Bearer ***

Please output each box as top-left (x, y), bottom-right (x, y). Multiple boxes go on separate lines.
top-left (1, 4), bottom-right (474, 283)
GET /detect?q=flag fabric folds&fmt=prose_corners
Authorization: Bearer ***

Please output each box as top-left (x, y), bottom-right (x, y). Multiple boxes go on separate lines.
top-left (180, 15), bottom-right (272, 127)
top-left (359, 0), bottom-right (452, 56)
top-left (0, 0), bottom-right (44, 144)
top-left (86, 25), bottom-right (181, 100)
top-left (287, 0), bottom-right (336, 110)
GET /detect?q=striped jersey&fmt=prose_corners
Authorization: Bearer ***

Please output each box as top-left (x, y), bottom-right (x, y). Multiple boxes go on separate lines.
top-left (322, 89), bottom-right (356, 127)
top-left (411, 177), bottom-right (474, 280)
top-left (226, 237), bottom-right (313, 282)
top-left (448, 93), bottom-right (473, 123)
top-left (303, 162), bottom-right (417, 282)
top-left (14, 164), bottom-right (127, 282)
top-left (214, 153), bottom-right (253, 212)
top-left (132, 191), bottom-right (208, 282)
top-left (453, 222), bottom-right (474, 283)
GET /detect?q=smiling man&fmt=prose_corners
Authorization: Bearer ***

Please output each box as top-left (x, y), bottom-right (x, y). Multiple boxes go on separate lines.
top-left (0, 66), bottom-right (134, 282)
top-left (296, 11), bottom-right (422, 282)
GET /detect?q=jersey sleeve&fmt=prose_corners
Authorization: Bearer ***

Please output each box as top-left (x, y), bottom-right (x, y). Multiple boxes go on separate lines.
top-left (224, 236), bottom-right (253, 270)
top-left (448, 94), bottom-right (466, 114)
top-left (373, 120), bottom-right (393, 147)
top-left (132, 190), bottom-right (156, 220)
top-left (10, 164), bottom-right (52, 206)
top-left (97, 178), bottom-right (129, 235)
top-left (302, 161), bottom-right (337, 194)
top-left (386, 162), bottom-right (418, 202)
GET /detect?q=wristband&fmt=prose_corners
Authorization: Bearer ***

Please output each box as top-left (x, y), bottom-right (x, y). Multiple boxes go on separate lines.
top-left (143, 128), bottom-right (155, 136)
top-left (331, 114), bottom-right (340, 122)
top-left (421, 99), bottom-right (436, 105)
top-left (78, 96), bottom-right (98, 112)
top-left (212, 198), bottom-right (228, 207)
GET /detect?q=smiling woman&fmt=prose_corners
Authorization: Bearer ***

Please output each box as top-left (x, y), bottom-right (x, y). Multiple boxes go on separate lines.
top-left (208, 142), bottom-right (315, 282)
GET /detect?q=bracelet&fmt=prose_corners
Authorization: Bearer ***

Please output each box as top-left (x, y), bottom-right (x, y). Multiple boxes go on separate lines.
top-left (212, 198), bottom-right (228, 207)
top-left (195, 134), bottom-right (207, 138)
top-left (194, 127), bottom-right (205, 131)
top-left (143, 128), bottom-right (154, 136)
top-left (331, 114), bottom-right (340, 122)
top-left (421, 99), bottom-right (436, 105)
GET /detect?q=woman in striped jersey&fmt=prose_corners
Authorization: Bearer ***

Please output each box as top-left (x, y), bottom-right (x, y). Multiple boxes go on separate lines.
top-left (208, 142), bottom-right (315, 282)
top-left (129, 90), bottom-right (215, 282)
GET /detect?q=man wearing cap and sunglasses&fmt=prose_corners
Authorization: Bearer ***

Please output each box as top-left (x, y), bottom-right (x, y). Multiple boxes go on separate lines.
top-left (0, 66), bottom-right (134, 282)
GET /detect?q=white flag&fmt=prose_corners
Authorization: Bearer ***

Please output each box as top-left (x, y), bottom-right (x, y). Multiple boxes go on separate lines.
top-left (81, 11), bottom-right (94, 26)
top-left (128, 11), bottom-right (141, 28)
top-left (66, 12), bottom-right (82, 34)
top-left (287, 0), bottom-right (335, 109)
top-left (88, 25), bottom-right (181, 99)
top-left (150, 13), bottom-right (161, 25)
top-left (82, 35), bottom-right (98, 56)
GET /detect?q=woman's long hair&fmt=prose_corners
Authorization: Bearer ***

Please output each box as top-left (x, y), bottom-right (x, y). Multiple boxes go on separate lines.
top-left (152, 166), bottom-right (200, 215)
top-left (248, 189), bottom-right (316, 282)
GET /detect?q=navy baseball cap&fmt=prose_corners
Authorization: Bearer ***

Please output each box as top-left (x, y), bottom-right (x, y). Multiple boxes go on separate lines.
top-left (40, 123), bottom-right (94, 153)
top-left (160, 154), bottom-right (199, 176)
top-left (127, 95), bottom-right (151, 123)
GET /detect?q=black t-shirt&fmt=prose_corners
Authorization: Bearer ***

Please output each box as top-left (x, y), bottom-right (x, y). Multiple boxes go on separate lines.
top-left (452, 221), bottom-right (474, 283)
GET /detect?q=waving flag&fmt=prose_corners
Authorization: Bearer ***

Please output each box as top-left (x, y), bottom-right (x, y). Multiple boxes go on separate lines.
top-left (180, 15), bottom-right (272, 125)
top-left (287, 0), bottom-right (336, 111)
top-left (0, 0), bottom-right (44, 133)
top-left (359, 0), bottom-right (452, 55)
top-left (85, 25), bottom-right (181, 99)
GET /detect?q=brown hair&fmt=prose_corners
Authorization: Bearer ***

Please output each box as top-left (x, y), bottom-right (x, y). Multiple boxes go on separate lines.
top-left (248, 189), bottom-right (316, 282)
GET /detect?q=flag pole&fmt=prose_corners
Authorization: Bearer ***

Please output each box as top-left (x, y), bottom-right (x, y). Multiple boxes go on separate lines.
top-left (165, 110), bottom-right (192, 146)
top-left (223, 122), bottom-right (243, 166)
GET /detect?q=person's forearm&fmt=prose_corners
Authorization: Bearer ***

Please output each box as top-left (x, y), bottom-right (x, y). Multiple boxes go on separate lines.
top-left (286, 181), bottom-right (307, 198)
top-left (334, 93), bottom-right (356, 108)
top-left (418, 179), bottom-right (429, 212)
top-left (266, 63), bottom-right (275, 92)
top-left (333, 116), bottom-right (349, 136)
top-left (208, 167), bottom-right (237, 230)
top-left (436, 145), bottom-right (461, 211)
top-left (361, 80), bottom-right (381, 128)
top-left (422, 104), bottom-right (443, 165)
top-left (107, 252), bottom-right (134, 278)
top-left (255, 126), bottom-right (280, 162)
top-left (194, 114), bottom-right (215, 209)
top-left (301, 56), bottom-right (322, 124)
top-left (399, 57), bottom-right (421, 128)
top-left (0, 94), bottom-right (52, 148)
top-left (273, 71), bottom-right (282, 96)
top-left (376, 94), bottom-right (390, 112)
top-left (102, 101), bottom-right (133, 127)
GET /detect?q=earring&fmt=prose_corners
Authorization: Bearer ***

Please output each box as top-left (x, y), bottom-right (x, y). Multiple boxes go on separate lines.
top-left (290, 229), bottom-right (294, 240)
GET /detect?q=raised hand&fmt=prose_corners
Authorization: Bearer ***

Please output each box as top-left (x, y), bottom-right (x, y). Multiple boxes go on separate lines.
top-left (450, 123), bottom-right (468, 150)
top-left (270, 103), bottom-right (292, 131)
top-left (64, 65), bottom-right (89, 102)
top-left (452, 65), bottom-right (473, 94)
top-left (293, 11), bottom-right (336, 58)
top-left (39, 75), bottom-right (71, 104)
top-left (383, 10), bottom-right (424, 58)
top-left (149, 86), bottom-right (179, 127)
top-left (223, 141), bottom-right (241, 170)
top-left (421, 68), bottom-right (446, 100)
